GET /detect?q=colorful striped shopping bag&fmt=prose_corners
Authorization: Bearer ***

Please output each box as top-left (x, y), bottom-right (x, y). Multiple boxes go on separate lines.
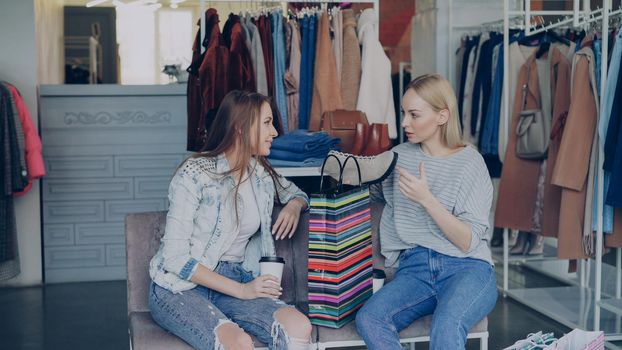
top-left (308, 154), bottom-right (373, 328)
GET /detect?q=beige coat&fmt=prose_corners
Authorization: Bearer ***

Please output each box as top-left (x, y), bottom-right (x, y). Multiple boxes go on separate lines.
top-left (285, 21), bottom-right (301, 131)
top-left (552, 48), bottom-right (598, 260)
top-left (309, 11), bottom-right (343, 131)
top-left (331, 9), bottom-right (343, 83)
top-left (541, 48), bottom-right (572, 238)
top-left (341, 9), bottom-right (361, 110)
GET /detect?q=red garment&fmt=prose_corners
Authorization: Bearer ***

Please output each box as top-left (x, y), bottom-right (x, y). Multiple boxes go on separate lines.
top-left (256, 16), bottom-right (275, 98)
top-left (186, 10), bottom-right (259, 151)
top-left (223, 14), bottom-right (255, 92)
top-left (8, 84), bottom-right (45, 196)
top-left (186, 9), bottom-right (229, 151)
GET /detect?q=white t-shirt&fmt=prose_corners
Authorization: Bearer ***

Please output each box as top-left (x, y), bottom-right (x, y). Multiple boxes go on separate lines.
top-left (220, 178), bottom-right (261, 262)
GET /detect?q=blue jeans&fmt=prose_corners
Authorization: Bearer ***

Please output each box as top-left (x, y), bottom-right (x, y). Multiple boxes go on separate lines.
top-left (149, 261), bottom-right (294, 350)
top-left (355, 246), bottom-right (497, 349)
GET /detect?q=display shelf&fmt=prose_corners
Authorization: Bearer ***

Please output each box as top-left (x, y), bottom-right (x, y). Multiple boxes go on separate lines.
top-left (275, 166), bottom-right (321, 177)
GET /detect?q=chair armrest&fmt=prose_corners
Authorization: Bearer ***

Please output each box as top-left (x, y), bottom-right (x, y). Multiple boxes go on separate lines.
top-left (272, 206), bottom-right (310, 308)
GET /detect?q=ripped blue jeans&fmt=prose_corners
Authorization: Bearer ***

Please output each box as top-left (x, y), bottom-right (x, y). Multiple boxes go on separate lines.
top-left (149, 261), bottom-right (294, 350)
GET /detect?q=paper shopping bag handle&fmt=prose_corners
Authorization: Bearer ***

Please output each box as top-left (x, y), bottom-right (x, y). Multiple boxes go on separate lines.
top-left (319, 154), bottom-right (343, 193)
top-left (340, 155), bottom-right (362, 187)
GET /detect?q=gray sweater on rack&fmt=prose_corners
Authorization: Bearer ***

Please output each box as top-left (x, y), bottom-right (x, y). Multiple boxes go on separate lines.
top-left (373, 142), bottom-right (494, 267)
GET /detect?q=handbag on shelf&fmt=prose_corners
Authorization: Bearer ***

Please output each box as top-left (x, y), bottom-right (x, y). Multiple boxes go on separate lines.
top-left (320, 110), bottom-right (369, 153)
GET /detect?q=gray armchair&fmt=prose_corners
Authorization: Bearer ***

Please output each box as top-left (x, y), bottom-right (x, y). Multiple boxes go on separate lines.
top-left (125, 206), bottom-right (306, 350)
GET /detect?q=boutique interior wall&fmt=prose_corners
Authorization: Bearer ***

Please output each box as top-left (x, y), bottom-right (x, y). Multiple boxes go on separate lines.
top-left (411, 0), bottom-right (504, 83)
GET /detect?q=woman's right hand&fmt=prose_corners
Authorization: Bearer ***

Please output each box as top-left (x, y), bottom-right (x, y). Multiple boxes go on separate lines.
top-left (238, 275), bottom-right (282, 300)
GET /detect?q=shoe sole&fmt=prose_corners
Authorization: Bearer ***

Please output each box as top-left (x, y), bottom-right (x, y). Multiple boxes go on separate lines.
top-left (363, 152), bottom-right (399, 185)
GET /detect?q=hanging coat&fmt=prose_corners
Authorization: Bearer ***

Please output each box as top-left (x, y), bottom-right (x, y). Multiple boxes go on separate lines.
top-left (243, 17), bottom-right (268, 96)
top-left (331, 8), bottom-right (343, 83)
top-left (0, 84), bottom-right (28, 280)
top-left (222, 14), bottom-right (255, 93)
top-left (340, 9), bottom-right (361, 111)
top-left (540, 47), bottom-right (572, 238)
top-left (498, 43), bottom-right (537, 163)
top-left (495, 53), bottom-right (543, 231)
top-left (257, 15), bottom-right (275, 98)
top-left (309, 11), bottom-right (343, 131)
top-left (285, 21), bottom-right (301, 131)
top-left (551, 47), bottom-right (598, 260)
top-left (186, 9), bottom-right (229, 152)
top-left (5, 84), bottom-right (45, 196)
top-left (355, 9), bottom-right (396, 139)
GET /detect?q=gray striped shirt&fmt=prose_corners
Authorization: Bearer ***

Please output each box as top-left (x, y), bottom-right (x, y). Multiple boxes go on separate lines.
top-left (373, 142), bottom-right (493, 267)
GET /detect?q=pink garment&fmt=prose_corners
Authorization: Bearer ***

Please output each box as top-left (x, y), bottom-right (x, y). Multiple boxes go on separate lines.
top-left (8, 84), bottom-right (45, 196)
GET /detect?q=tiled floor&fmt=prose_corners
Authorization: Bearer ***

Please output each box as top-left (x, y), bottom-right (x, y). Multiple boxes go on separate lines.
top-left (0, 263), bottom-right (577, 350)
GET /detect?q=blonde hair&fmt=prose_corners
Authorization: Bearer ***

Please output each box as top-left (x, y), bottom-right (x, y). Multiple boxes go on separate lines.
top-left (406, 74), bottom-right (464, 148)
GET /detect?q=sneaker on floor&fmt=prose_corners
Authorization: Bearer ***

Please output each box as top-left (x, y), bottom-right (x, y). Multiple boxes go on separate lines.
top-left (323, 150), bottom-right (398, 185)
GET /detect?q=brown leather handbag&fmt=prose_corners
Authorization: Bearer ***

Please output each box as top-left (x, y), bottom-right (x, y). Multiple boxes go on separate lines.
top-left (320, 110), bottom-right (369, 153)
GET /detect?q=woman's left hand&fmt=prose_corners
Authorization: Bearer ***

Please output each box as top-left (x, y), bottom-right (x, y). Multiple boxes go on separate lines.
top-left (397, 163), bottom-right (434, 207)
top-left (272, 199), bottom-right (303, 240)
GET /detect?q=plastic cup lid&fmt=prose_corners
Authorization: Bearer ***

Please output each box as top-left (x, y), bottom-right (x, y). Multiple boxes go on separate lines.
top-left (372, 269), bottom-right (386, 279)
top-left (259, 256), bottom-right (285, 264)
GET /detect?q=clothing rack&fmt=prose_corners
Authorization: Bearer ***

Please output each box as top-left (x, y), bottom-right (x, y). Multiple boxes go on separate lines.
top-left (495, 0), bottom-right (622, 344)
top-left (195, 0), bottom-right (380, 178)
top-left (198, 0), bottom-right (380, 54)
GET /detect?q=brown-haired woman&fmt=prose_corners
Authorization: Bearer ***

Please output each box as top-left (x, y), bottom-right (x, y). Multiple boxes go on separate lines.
top-left (149, 90), bottom-right (312, 350)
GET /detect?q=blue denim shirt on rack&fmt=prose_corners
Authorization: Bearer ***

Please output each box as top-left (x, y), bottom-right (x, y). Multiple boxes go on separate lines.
top-left (593, 39), bottom-right (602, 97)
top-left (480, 43), bottom-right (504, 156)
top-left (301, 14), bottom-right (318, 128)
top-left (298, 15), bottom-right (310, 129)
top-left (272, 10), bottom-right (289, 131)
top-left (149, 154), bottom-right (309, 293)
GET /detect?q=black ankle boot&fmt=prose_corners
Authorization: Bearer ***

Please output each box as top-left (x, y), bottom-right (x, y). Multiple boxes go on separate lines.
top-left (490, 227), bottom-right (503, 247)
top-left (510, 232), bottom-right (530, 255)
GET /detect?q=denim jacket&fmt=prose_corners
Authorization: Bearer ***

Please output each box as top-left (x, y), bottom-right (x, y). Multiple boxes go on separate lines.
top-left (149, 154), bottom-right (309, 293)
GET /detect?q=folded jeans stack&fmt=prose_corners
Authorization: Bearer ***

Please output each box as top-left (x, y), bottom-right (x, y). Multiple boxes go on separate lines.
top-left (268, 130), bottom-right (341, 167)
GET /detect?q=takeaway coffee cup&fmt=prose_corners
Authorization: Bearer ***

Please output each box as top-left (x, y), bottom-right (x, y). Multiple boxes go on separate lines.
top-left (372, 269), bottom-right (386, 294)
top-left (259, 256), bottom-right (285, 285)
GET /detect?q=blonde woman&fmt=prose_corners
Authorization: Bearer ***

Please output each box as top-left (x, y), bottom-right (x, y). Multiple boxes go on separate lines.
top-left (355, 74), bottom-right (497, 349)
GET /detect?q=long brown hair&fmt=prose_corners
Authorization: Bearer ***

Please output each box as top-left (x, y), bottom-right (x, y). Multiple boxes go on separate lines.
top-left (187, 90), bottom-right (289, 222)
top-left (406, 74), bottom-right (464, 148)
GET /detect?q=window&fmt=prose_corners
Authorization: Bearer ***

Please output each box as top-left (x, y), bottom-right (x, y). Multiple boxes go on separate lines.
top-left (115, 5), bottom-right (192, 84)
